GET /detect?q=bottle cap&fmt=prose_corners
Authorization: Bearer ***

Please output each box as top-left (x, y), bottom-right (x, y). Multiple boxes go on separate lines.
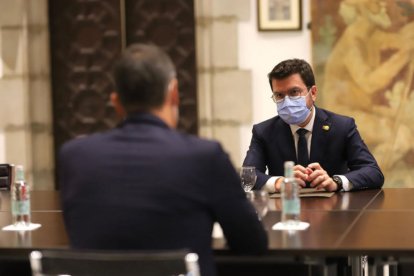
top-left (284, 161), bottom-right (294, 168)
top-left (284, 161), bottom-right (295, 178)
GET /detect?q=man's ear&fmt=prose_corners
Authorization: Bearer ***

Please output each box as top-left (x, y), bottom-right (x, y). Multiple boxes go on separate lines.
top-left (167, 78), bottom-right (179, 106)
top-left (310, 85), bottom-right (318, 101)
top-left (110, 92), bottom-right (127, 119)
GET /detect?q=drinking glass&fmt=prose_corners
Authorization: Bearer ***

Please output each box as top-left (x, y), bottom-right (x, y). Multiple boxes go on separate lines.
top-left (240, 166), bottom-right (257, 192)
top-left (246, 190), bottom-right (269, 219)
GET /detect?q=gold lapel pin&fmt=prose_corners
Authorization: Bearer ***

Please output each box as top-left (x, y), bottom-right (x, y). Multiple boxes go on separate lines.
top-left (322, 125), bottom-right (330, 131)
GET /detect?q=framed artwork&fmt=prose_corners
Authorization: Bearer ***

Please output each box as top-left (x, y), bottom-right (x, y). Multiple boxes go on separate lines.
top-left (257, 0), bottom-right (302, 31)
top-left (311, 0), bottom-right (414, 187)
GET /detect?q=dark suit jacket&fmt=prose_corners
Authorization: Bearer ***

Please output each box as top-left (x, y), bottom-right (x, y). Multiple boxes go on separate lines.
top-left (243, 107), bottom-right (384, 190)
top-left (59, 113), bottom-right (268, 276)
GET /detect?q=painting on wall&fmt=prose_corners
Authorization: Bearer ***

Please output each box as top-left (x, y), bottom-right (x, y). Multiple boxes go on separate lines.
top-left (311, 0), bottom-right (414, 187)
top-left (257, 0), bottom-right (302, 31)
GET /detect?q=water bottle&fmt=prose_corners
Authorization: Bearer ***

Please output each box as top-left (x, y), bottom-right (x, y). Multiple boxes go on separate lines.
top-left (11, 165), bottom-right (31, 226)
top-left (281, 161), bottom-right (300, 224)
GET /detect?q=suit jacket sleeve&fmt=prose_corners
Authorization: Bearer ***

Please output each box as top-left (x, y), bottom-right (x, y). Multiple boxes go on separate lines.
top-left (243, 125), bottom-right (272, 190)
top-left (209, 143), bottom-right (268, 254)
top-left (342, 118), bottom-right (384, 190)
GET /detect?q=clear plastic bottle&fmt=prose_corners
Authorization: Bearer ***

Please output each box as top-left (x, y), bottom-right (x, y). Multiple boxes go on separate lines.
top-left (11, 165), bottom-right (31, 226)
top-left (281, 161), bottom-right (300, 224)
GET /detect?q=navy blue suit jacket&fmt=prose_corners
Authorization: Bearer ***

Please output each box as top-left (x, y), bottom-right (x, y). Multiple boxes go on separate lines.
top-left (243, 107), bottom-right (384, 190)
top-left (59, 113), bottom-right (267, 276)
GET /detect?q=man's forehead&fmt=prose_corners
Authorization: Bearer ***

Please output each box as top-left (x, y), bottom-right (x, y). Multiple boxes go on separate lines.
top-left (272, 75), bottom-right (305, 91)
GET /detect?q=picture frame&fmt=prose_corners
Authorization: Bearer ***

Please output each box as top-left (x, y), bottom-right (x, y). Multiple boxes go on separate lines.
top-left (257, 0), bottom-right (302, 31)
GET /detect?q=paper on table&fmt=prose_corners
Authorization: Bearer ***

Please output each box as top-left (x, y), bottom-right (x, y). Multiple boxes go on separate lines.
top-left (270, 188), bottom-right (334, 198)
top-left (272, 221), bottom-right (310, 231)
top-left (2, 223), bottom-right (41, 231)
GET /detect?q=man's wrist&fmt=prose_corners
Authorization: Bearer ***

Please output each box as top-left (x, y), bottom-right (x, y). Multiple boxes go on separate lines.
top-left (265, 176), bottom-right (278, 193)
top-left (332, 175), bottom-right (343, 192)
top-left (274, 177), bottom-right (284, 192)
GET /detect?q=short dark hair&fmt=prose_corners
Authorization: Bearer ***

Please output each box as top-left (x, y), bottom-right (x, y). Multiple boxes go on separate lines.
top-left (113, 43), bottom-right (176, 112)
top-left (267, 59), bottom-right (315, 90)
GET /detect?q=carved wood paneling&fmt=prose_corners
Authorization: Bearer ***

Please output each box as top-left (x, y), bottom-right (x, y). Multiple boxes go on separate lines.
top-left (125, 0), bottom-right (198, 134)
top-left (49, 0), bottom-right (122, 152)
top-left (49, 0), bottom-right (122, 188)
top-left (49, 0), bottom-right (197, 187)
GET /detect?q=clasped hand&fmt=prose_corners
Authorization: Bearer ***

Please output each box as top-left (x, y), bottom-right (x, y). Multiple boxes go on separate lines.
top-left (294, 163), bottom-right (337, 192)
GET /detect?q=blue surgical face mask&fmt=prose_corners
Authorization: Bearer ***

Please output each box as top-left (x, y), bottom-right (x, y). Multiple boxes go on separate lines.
top-left (276, 95), bottom-right (311, 125)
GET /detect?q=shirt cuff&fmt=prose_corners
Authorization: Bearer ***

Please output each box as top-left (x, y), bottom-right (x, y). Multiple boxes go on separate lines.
top-left (337, 175), bottom-right (353, 191)
top-left (264, 176), bottom-right (280, 193)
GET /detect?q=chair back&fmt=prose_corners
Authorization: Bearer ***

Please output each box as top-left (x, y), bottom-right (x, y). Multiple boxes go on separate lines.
top-left (29, 249), bottom-right (200, 276)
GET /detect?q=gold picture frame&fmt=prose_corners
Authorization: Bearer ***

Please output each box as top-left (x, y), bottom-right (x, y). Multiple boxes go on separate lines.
top-left (257, 0), bottom-right (302, 31)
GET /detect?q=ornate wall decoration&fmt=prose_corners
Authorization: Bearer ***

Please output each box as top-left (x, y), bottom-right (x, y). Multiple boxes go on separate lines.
top-left (125, 0), bottom-right (198, 134)
top-left (311, 0), bottom-right (414, 187)
top-left (49, 0), bottom-right (121, 152)
top-left (49, 0), bottom-right (197, 188)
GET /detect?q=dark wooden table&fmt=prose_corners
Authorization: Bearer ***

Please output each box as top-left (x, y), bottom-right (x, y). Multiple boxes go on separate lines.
top-left (0, 191), bottom-right (68, 275)
top-left (213, 189), bottom-right (382, 252)
top-left (2, 189), bottom-right (414, 276)
top-left (214, 189), bottom-right (414, 276)
top-left (0, 190), bottom-right (68, 250)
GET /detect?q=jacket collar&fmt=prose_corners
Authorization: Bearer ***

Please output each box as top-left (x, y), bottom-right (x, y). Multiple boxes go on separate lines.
top-left (119, 112), bottom-right (170, 129)
top-left (309, 108), bottom-right (331, 162)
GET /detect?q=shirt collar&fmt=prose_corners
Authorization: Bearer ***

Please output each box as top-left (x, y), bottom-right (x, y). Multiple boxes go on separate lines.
top-left (290, 105), bottom-right (316, 134)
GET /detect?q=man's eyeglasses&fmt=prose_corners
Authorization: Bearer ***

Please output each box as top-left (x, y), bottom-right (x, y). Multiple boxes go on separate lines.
top-left (270, 87), bottom-right (311, 103)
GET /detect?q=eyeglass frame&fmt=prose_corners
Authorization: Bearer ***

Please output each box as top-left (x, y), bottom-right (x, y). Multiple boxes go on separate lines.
top-left (270, 86), bottom-right (313, 103)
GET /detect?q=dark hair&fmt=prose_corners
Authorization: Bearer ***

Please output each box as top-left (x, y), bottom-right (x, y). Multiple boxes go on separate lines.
top-left (113, 43), bottom-right (176, 112)
top-left (267, 59), bottom-right (315, 90)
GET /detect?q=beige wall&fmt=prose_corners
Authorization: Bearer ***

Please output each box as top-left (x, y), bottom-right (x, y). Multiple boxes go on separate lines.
top-left (195, 0), bottom-right (252, 168)
top-left (0, 0), bottom-right (54, 190)
top-left (195, 0), bottom-right (312, 168)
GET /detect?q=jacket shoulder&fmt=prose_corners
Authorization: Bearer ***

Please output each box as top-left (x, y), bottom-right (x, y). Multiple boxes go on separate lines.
top-left (253, 116), bottom-right (280, 131)
top-left (176, 132), bottom-right (225, 155)
top-left (317, 107), bottom-right (355, 125)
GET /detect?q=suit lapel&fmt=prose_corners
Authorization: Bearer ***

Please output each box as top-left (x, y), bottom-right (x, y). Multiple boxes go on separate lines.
top-left (310, 108), bottom-right (330, 163)
top-left (274, 118), bottom-right (297, 163)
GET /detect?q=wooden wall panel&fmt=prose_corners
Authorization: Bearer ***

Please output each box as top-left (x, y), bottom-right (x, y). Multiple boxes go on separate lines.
top-left (49, 0), bottom-right (122, 155)
top-left (125, 0), bottom-right (198, 134)
top-left (49, 0), bottom-right (197, 188)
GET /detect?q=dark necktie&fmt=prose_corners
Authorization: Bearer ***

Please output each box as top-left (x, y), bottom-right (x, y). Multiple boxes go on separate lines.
top-left (297, 128), bottom-right (309, 167)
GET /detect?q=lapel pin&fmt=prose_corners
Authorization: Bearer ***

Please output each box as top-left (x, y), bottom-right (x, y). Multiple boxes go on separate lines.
top-left (322, 125), bottom-right (330, 131)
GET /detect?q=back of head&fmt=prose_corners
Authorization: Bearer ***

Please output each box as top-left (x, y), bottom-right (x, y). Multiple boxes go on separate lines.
top-left (267, 58), bottom-right (315, 90)
top-left (113, 44), bottom-right (176, 113)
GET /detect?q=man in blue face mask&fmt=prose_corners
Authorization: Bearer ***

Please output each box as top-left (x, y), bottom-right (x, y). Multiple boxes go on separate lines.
top-left (243, 58), bottom-right (384, 193)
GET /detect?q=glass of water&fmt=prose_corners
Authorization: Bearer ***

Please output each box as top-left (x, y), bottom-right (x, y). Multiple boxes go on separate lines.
top-left (240, 166), bottom-right (257, 192)
top-left (246, 190), bottom-right (269, 220)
